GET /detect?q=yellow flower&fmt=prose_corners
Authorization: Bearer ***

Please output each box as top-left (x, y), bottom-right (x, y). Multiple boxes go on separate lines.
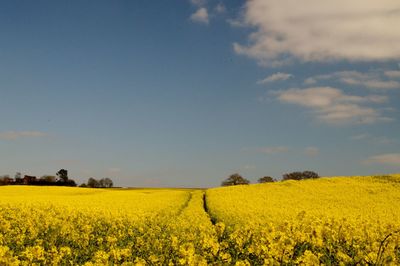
top-left (295, 250), bottom-right (319, 265)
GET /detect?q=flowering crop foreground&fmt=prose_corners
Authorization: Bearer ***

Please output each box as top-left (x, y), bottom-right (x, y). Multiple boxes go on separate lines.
top-left (1, 175), bottom-right (400, 265)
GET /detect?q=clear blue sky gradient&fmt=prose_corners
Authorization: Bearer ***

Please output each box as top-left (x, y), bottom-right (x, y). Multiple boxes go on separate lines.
top-left (1, 1), bottom-right (399, 187)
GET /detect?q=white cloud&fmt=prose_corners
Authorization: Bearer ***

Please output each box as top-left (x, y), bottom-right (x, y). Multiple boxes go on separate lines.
top-left (227, 18), bottom-right (246, 28)
top-left (305, 70), bottom-right (400, 90)
top-left (256, 146), bottom-right (290, 154)
top-left (0, 131), bottom-right (48, 140)
top-left (257, 72), bottom-right (293, 84)
top-left (384, 70), bottom-right (400, 78)
top-left (190, 8), bottom-right (209, 24)
top-left (360, 80), bottom-right (400, 90)
top-left (215, 3), bottom-right (226, 13)
top-left (364, 153), bottom-right (400, 166)
top-left (233, 0), bottom-right (400, 66)
top-left (337, 71), bottom-right (400, 89)
top-left (273, 87), bottom-right (391, 124)
top-left (350, 134), bottom-right (397, 144)
top-left (304, 77), bottom-right (317, 85)
top-left (304, 147), bottom-right (319, 157)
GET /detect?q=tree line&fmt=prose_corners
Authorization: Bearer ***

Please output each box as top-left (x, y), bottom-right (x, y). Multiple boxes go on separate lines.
top-left (0, 169), bottom-right (77, 186)
top-left (221, 171), bottom-right (320, 186)
top-left (80, 178), bottom-right (113, 188)
top-left (0, 169), bottom-right (113, 188)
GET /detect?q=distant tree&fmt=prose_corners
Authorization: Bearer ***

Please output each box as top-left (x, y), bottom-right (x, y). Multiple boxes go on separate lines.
top-left (40, 175), bottom-right (56, 183)
top-left (282, 171), bottom-right (303, 181)
top-left (302, 171), bottom-right (320, 179)
top-left (15, 172), bottom-right (22, 180)
top-left (102, 178), bottom-right (113, 188)
top-left (23, 175), bottom-right (37, 185)
top-left (14, 172), bottom-right (23, 184)
top-left (64, 179), bottom-right (77, 187)
top-left (258, 176), bottom-right (275, 183)
top-left (0, 175), bottom-right (12, 185)
top-left (87, 177), bottom-right (113, 188)
top-left (87, 178), bottom-right (100, 188)
top-left (56, 169), bottom-right (68, 182)
top-left (221, 173), bottom-right (250, 186)
top-left (79, 183), bottom-right (87, 187)
top-left (282, 171), bottom-right (319, 181)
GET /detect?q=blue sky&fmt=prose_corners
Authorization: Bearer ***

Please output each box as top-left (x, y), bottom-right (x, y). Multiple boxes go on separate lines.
top-left (1, 0), bottom-right (399, 187)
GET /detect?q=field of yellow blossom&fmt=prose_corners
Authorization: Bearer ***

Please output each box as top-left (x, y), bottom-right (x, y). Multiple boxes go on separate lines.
top-left (1, 175), bottom-right (400, 265)
top-left (207, 175), bottom-right (400, 265)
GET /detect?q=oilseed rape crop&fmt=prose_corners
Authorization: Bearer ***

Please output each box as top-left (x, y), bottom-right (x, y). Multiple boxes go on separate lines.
top-left (0, 175), bottom-right (400, 265)
top-left (0, 187), bottom-right (191, 265)
top-left (207, 175), bottom-right (400, 265)
top-left (0, 187), bottom-right (225, 265)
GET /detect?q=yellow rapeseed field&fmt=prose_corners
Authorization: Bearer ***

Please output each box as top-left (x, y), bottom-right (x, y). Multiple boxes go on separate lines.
top-left (207, 175), bottom-right (400, 265)
top-left (0, 175), bottom-right (400, 265)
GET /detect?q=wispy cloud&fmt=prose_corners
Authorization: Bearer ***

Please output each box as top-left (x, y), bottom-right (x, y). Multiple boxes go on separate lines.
top-left (273, 87), bottom-right (391, 124)
top-left (305, 70), bottom-right (400, 90)
top-left (255, 146), bottom-right (290, 154)
top-left (364, 153), bottom-right (400, 166)
top-left (0, 131), bottom-right (48, 140)
top-left (233, 0), bottom-right (400, 66)
top-left (257, 72), bottom-right (293, 84)
top-left (350, 134), bottom-right (370, 140)
top-left (248, 146), bottom-right (322, 156)
top-left (384, 70), bottom-right (400, 79)
top-left (374, 137), bottom-right (397, 145)
top-left (304, 147), bottom-right (319, 157)
top-left (351, 134), bottom-right (397, 144)
top-left (215, 3), bottom-right (226, 13)
top-left (190, 8), bottom-right (209, 24)
top-left (227, 18), bottom-right (246, 28)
